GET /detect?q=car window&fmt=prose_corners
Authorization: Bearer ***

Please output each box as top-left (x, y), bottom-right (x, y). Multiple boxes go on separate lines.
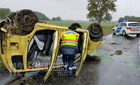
top-left (117, 23), bottom-right (121, 27)
top-left (128, 23), bottom-right (140, 26)
top-left (120, 23), bottom-right (127, 26)
top-left (118, 23), bottom-right (122, 26)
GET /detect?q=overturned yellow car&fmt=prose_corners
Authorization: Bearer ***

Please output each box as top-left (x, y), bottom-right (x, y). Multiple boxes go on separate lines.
top-left (0, 9), bottom-right (103, 81)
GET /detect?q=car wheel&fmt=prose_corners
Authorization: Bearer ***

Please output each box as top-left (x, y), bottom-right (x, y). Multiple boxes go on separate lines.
top-left (122, 31), bottom-right (127, 36)
top-left (15, 9), bottom-right (38, 35)
top-left (87, 23), bottom-right (103, 42)
top-left (137, 34), bottom-right (140, 37)
top-left (113, 30), bottom-right (116, 35)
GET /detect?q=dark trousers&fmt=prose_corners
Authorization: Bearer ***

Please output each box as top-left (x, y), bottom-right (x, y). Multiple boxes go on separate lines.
top-left (62, 54), bottom-right (75, 68)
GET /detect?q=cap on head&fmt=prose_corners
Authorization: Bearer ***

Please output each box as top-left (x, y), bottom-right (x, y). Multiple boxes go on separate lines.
top-left (68, 23), bottom-right (82, 30)
top-left (68, 26), bottom-right (77, 30)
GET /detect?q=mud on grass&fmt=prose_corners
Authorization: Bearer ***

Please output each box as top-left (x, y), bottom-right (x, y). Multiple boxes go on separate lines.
top-left (85, 55), bottom-right (101, 62)
top-left (110, 42), bottom-right (120, 45)
top-left (0, 57), bottom-right (4, 68)
top-left (114, 50), bottom-right (122, 55)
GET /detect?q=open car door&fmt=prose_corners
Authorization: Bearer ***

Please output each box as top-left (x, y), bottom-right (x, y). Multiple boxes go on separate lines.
top-left (75, 31), bottom-right (89, 76)
top-left (44, 30), bottom-right (59, 81)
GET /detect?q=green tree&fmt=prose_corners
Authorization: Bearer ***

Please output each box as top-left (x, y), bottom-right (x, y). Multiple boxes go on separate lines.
top-left (87, 0), bottom-right (116, 24)
top-left (124, 16), bottom-right (132, 20)
top-left (52, 16), bottom-right (62, 21)
top-left (118, 16), bottom-right (140, 22)
top-left (34, 11), bottom-right (51, 21)
top-left (118, 17), bottom-right (124, 22)
top-left (135, 17), bottom-right (140, 22)
top-left (104, 13), bottom-right (112, 22)
top-left (0, 8), bottom-right (11, 19)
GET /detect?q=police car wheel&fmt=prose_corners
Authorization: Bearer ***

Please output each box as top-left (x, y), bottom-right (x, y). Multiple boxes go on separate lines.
top-left (113, 30), bottom-right (116, 35)
top-left (122, 31), bottom-right (126, 36)
top-left (137, 34), bottom-right (140, 37)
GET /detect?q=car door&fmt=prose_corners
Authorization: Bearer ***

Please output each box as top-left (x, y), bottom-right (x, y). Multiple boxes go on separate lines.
top-left (115, 23), bottom-right (123, 33)
top-left (75, 32), bottom-right (89, 76)
top-left (44, 30), bottom-right (59, 81)
top-left (116, 23), bottom-right (127, 34)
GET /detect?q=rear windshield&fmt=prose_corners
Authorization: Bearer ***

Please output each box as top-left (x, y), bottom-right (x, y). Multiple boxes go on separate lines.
top-left (128, 23), bottom-right (140, 26)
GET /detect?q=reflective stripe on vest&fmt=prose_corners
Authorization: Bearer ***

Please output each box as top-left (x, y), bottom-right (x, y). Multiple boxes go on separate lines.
top-left (61, 31), bottom-right (79, 46)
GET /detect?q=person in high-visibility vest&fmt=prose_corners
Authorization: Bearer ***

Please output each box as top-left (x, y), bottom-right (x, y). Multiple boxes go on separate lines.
top-left (60, 25), bottom-right (79, 76)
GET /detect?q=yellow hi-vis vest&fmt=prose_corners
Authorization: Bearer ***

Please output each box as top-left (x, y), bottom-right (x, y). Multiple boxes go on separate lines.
top-left (61, 30), bottom-right (79, 46)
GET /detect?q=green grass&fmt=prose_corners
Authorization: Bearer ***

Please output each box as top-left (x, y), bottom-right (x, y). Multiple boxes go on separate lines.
top-left (101, 22), bottom-right (117, 35)
top-left (45, 21), bottom-right (117, 35)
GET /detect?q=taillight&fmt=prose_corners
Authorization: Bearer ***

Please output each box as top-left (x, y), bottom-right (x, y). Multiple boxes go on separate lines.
top-left (127, 27), bottom-right (132, 30)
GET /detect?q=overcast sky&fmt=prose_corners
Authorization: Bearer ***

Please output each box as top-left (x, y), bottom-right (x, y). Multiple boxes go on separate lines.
top-left (0, 0), bottom-right (140, 21)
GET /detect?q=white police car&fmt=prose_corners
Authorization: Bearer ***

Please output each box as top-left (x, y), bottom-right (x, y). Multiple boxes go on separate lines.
top-left (113, 21), bottom-right (140, 36)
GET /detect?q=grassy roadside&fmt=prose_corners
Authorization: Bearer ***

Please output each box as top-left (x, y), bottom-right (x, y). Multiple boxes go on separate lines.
top-left (46, 21), bottom-right (117, 35)
top-left (102, 22), bottom-right (117, 35)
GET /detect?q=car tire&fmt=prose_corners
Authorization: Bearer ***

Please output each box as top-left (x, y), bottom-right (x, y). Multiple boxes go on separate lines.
top-left (137, 34), bottom-right (140, 37)
top-left (15, 9), bottom-right (38, 35)
top-left (112, 30), bottom-right (116, 35)
top-left (122, 31), bottom-right (127, 36)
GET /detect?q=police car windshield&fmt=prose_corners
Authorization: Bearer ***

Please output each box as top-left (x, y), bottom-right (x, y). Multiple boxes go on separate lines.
top-left (128, 23), bottom-right (140, 26)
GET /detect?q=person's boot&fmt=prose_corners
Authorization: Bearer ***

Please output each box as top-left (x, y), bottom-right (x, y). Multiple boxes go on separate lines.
top-left (68, 67), bottom-right (73, 77)
top-left (63, 65), bottom-right (68, 71)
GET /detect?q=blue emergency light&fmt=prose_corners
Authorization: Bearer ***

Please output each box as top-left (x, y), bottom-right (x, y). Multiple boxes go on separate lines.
top-left (122, 20), bottom-right (129, 22)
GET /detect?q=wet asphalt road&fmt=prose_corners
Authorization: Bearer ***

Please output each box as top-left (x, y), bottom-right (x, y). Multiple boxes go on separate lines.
top-left (46, 34), bottom-right (140, 85)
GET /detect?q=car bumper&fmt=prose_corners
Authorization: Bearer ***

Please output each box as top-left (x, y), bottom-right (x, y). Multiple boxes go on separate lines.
top-left (126, 30), bottom-right (140, 35)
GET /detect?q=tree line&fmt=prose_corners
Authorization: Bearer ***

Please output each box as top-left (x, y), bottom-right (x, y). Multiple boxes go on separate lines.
top-left (0, 8), bottom-right (61, 21)
top-left (118, 16), bottom-right (140, 22)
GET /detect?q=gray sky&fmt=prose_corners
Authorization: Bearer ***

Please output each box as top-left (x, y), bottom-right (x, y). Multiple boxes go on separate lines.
top-left (0, 0), bottom-right (140, 21)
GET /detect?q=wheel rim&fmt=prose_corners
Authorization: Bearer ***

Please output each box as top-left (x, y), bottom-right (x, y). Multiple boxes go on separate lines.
top-left (123, 31), bottom-right (125, 36)
top-left (87, 23), bottom-right (103, 42)
top-left (113, 30), bottom-right (115, 34)
top-left (15, 9), bottom-right (38, 35)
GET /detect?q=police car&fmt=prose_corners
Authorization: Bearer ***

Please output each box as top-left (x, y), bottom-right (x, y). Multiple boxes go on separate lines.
top-left (113, 21), bottom-right (140, 36)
